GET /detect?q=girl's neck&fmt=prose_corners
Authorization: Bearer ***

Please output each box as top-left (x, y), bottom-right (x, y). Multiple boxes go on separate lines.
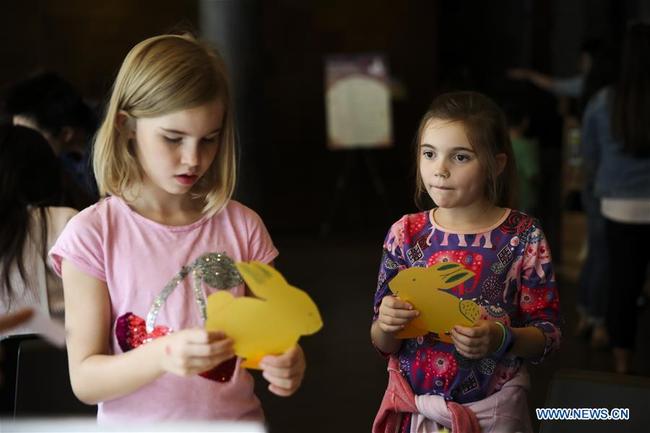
top-left (433, 201), bottom-right (506, 232)
top-left (126, 191), bottom-right (205, 226)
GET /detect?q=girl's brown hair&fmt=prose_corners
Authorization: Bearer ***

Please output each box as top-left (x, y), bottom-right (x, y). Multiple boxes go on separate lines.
top-left (93, 33), bottom-right (236, 215)
top-left (413, 91), bottom-right (517, 209)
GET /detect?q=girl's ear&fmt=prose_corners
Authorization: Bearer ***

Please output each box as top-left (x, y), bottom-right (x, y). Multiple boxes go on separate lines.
top-left (495, 153), bottom-right (507, 176)
top-left (115, 111), bottom-right (135, 139)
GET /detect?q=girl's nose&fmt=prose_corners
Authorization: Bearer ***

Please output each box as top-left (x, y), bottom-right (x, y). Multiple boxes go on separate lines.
top-left (435, 169), bottom-right (450, 179)
top-left (433, 160), bottom-right (450, 179)
top-left (181, 144), bottom-right (200, 167)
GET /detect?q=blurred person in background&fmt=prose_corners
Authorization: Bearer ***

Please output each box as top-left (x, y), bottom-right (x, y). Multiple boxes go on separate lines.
top-left (5, 72), bottom-right (98, 208)
top-left (508, 39), bottom-right (603, 100)
top-left (581, 22), bottom-right (650, 374)
top-left (502, 95), bottom-right (540, 217)
top-left (0, 125), bottom-right (77, 337)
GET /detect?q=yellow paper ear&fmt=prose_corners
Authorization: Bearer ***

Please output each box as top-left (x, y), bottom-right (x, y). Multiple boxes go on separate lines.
top-left (234, 262), bottom-right (256, 283)
top-left (430, 262), bottom-right (475, 289)
top-left (235, 261), bottom-right (287, 299)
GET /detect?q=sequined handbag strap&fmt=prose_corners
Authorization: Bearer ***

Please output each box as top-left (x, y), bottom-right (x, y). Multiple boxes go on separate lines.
top-left (145, 252), bottom-right (243, 333)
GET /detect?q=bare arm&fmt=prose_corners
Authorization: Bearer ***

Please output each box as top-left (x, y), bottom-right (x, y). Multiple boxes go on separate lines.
top-left (526, 71), bottom-right (554, 91)
top-left (62, 260), bottom-right (234, 404)
top-left (507, 68), bottom-right (554, 91)
top-left (63, 259), bottom-right (168, 403)
top-left (370, 296), bottom-right (418, 355)
top-left (371, 320), bottom-right (401, 354)
top-left (510, 326), bottom-right (546, 359)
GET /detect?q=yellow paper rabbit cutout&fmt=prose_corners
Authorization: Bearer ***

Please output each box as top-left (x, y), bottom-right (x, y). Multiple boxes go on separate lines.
top-left (205, 261), bottom-right (323, 369)
top-left (389, 262), bottom-right (479, 343)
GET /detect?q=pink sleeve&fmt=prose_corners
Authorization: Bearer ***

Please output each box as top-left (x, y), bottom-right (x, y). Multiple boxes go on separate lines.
top-left (48, 207), bottom-right (106, 281)
top-left (244, 207), bottom-right (278, 264)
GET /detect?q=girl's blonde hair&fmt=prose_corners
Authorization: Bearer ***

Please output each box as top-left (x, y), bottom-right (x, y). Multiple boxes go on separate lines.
top-left (414, 91), bottom-right (517, 209)
top-left (94, 33), bottom-right (236, 215)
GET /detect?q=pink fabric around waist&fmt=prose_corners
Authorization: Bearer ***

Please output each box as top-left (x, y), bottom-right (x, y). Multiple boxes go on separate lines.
top-left (373, 356), bottom-right (533, 433)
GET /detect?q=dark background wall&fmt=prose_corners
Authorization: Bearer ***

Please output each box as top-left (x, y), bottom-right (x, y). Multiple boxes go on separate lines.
top-left (253, 0), bottom-right (438, 234)
top-left (0, 0), bottom-right (198, 102)
top-left (1, 0), bottom-right (642, 239)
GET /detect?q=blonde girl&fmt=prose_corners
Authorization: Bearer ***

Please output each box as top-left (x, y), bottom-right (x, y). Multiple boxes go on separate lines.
top-left (50, 34), bottom-right (305, 424)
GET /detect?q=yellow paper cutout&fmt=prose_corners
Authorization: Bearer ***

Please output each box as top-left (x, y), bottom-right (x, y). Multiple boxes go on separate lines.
top-left (205, 261), bottom-right (323, 369)
top-left (388, 262), bottom-right (479, 343)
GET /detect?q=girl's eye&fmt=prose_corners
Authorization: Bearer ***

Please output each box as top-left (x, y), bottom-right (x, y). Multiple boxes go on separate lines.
top-left (163, 136), bottom-right (182, 144)
top-left (422, 150), bottom-right (435, 159)
top-left (201, 135), bottom-right (219, 145)
top-left (454, 153), bottom-right (472, 162)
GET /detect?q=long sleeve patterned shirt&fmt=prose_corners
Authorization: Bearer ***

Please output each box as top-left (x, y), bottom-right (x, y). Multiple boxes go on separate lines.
top-left (373, 209), bottom-right (561, 403)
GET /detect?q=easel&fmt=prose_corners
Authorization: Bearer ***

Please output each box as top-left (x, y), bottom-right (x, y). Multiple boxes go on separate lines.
top-left (321, 53), bottom-right (393, 235)
top-left (320, 148), bottom-right (391, 236)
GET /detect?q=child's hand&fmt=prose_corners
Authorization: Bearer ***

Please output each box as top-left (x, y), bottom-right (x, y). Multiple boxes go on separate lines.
top-left (160, 329), bottom-right (234, 377)
top-left (376, 295), bottom-right (419, 334)
top-left (259, 345), bottom-right (305, 397)
top-left (451, 320), bottom-right (502, 359)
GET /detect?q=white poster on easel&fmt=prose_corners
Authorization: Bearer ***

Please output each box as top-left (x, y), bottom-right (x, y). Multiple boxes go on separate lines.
top-left (324, 54), bottom-right (393, 150)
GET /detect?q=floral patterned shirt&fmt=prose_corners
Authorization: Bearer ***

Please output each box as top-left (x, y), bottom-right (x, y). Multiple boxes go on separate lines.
top-left (373, 209), bottom-right (561, 403)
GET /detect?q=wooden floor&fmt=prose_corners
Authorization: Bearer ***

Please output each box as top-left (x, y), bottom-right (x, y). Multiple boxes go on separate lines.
top-left (256, 211), bottom-right (650, 433)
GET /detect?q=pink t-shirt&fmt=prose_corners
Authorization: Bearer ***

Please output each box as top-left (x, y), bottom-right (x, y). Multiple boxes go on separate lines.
top-left (49, 196), bottom-right (278, 424)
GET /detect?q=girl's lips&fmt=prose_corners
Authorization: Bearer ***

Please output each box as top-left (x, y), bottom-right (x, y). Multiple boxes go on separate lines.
top-left (175, 174), bottom-right (198, 185)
